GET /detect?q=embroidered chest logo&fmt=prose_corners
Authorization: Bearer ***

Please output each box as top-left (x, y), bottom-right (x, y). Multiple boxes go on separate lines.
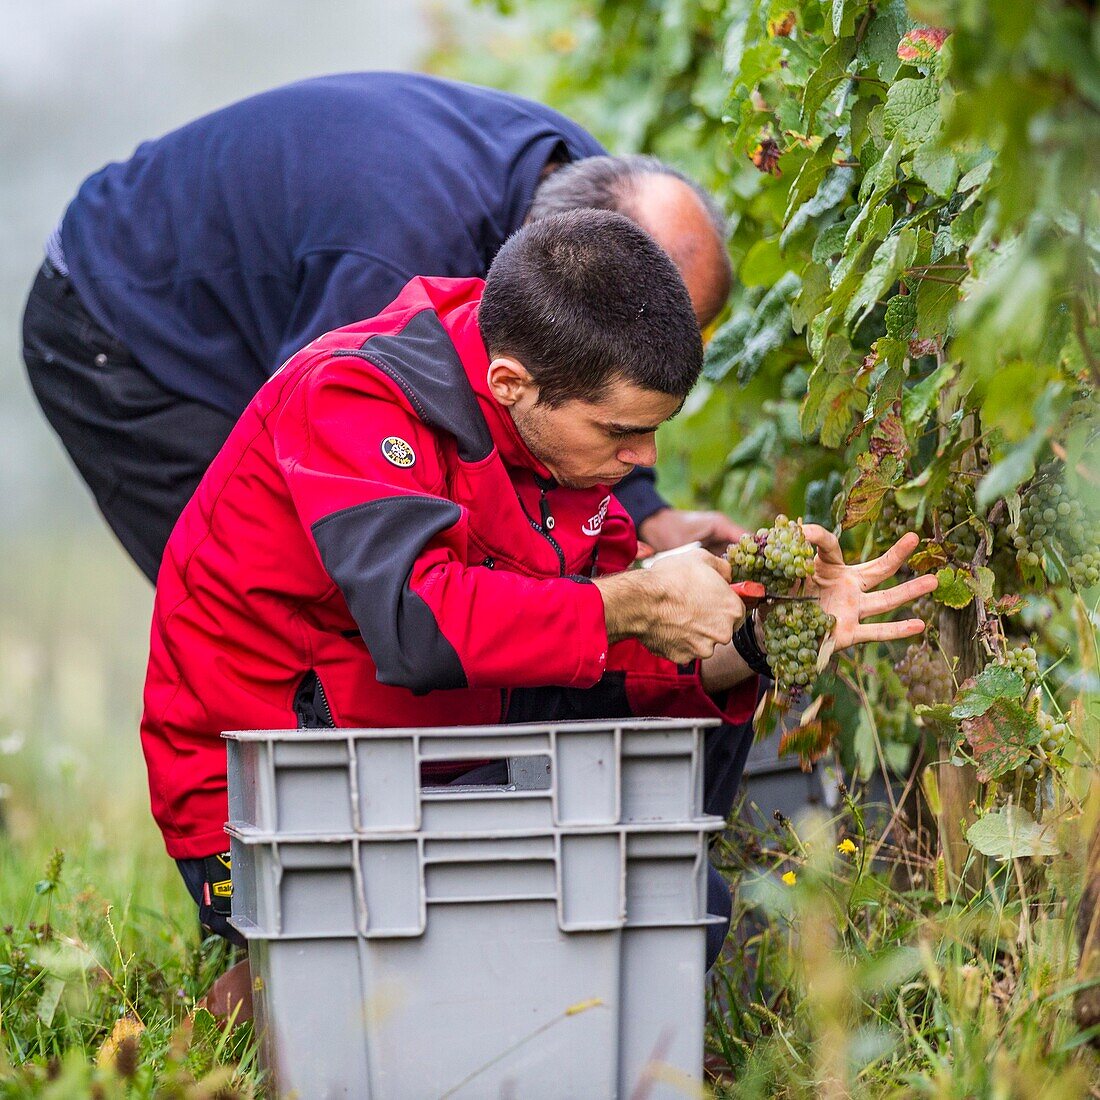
top-left (582, 495), bottom-right (611, 537)
top-left (381, 436), bottom-right (416, 468)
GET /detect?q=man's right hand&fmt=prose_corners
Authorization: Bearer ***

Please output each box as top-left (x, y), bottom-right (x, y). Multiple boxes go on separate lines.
top-left (594, 549), bottom-right (746, 664)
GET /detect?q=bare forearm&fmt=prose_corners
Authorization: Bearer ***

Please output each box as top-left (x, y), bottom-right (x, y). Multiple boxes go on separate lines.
top-left (593, 570), bottom-right (660, 643)
top-left (700, 614), bottom-right (765, 692)
top-left (592, 549), bottom-right (746, 665)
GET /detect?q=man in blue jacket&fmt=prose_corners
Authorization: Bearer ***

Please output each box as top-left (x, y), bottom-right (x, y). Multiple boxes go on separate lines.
top-left (21, 72), bottom-right (739, 583)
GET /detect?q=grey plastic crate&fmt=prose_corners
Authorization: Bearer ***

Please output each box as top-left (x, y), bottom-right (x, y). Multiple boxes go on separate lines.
top-left (226, 717), bottom-right (714, 835)
top-left (225, 719), bottom-right (723, 1099)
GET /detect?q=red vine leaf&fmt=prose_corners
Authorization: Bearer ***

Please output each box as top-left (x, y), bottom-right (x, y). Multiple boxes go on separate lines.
top-left (779, 717), bottom-right (840, 769)
top-left (897, 28), bottom-right (949, 63)
top-left (961, 698), bottom-right (1042, 783)
top-left (767, 11), bottom-right (796, 37)
top-left (990, 594), bottom-right (1024, 616)
top-left (869, 414), bottom-right (909, 461)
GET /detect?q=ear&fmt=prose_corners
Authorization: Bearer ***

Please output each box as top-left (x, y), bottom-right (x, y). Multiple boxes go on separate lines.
top-left (486, 356), bottom-right (538, 408)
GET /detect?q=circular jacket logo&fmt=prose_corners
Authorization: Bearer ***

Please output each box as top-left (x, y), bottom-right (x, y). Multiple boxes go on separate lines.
top-left (381, 436), bottom-right (416, 468)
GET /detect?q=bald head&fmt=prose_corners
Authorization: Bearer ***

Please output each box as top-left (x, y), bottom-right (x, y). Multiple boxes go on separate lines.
top-left (619, 174), bottom-right (732, 328)
top-left (527, 154), bottom-right (733, 328)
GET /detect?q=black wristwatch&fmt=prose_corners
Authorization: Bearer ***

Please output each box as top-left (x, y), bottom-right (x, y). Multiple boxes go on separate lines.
top-left (732, 608), bottom-right (773, 679)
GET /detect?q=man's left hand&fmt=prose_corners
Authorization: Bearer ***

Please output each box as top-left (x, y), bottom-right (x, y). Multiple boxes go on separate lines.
top-left (637, 507), bottom-right (747, 556)
top-left (801, 526), bottom-right (938, 649)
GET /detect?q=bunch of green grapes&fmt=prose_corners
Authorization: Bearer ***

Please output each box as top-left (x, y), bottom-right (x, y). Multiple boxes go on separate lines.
top-left (1011, 712), bottom-right (1070, 783)
top-left (1007, 462), bottom-right (1100, 590)
top-left (876, 484), bottom-right (978, 564)
top-left (726, 514), bottom-right (815, 593)
top-left (894, 642), bottom-right (954, 708)
top-left (875, 492), bottom-right (910, 551)
top-left (993, 645), bottom-right (1039, 692)
top-left (1037, 709), bottom-right (1070, 757)
top-left (935, 481), bottom-right (979, 562)
top-left (761, 600), bottom-right (836, 695)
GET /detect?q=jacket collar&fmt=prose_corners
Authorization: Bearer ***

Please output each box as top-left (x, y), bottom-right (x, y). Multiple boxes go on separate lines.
top-left (445, 299), bottom-right (554, 479)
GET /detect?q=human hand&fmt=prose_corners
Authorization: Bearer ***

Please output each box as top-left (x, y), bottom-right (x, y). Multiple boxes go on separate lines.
top-left (596, 548), bottom-right (747, 664)
top-left (799, 527), bottom-right (938, 650)
top-left (637, 507), bottom-right (748, 555)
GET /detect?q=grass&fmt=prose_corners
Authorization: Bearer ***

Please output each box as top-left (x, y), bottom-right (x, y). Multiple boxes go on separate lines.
top-left (705, 781), bottom-right (1100, 1098)
top-left (0, 536), bottom-right (261, 1096)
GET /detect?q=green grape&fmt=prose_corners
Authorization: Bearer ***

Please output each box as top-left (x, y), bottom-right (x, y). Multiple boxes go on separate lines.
top-left (761, 600), bottom-right (836, 697)
top-left (726, 514), bottom-right (815, 594)
top-left (894, 642), bottom-right (954, 708)
top-left (993, 645), bottom-right (1039, 691)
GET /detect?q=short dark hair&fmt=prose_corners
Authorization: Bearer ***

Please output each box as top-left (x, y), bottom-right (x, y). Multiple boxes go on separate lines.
top-left (479, 209), bottom-right (703, 407)
top-left (528, 154), bottom-right (728, 240)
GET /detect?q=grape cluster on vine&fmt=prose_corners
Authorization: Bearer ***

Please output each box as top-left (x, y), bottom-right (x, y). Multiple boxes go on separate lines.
top-left (760, 600), bottom-right (835, 695)
top-left (876, 492), bottom-right (909, 550)
top-left (894, 642), bottom-right (954, 708)
top-left (993, 645), bottom-right (1039, 692)
top-left (876, 483), bottom-right (979, 564)
top-left (1007, 462), bottom-right (1100, 590)
top-left (1036, 709), bottom-right (1070, 757)
top-left (726, 514), bottom-right (815, 593)
top-left (936, 482), bottom-right (979, 561)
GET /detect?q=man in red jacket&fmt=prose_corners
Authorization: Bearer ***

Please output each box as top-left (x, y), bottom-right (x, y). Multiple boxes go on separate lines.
top-left (144, 209), bottom-right (934, 1005)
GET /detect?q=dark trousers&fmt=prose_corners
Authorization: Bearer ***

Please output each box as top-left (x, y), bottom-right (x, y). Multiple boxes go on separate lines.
top-left (21, 260), bottom-right (238, 583)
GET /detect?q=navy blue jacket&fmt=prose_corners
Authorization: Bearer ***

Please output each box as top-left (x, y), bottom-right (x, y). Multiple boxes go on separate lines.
top-left (60, 72), bottom-right (664, 523)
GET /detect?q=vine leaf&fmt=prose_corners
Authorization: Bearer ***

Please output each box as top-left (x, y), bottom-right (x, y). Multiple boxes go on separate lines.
top-left (966, 805), bottom-right (1058, 860)
top-left (913, 143), bottom-right (958, 197)
top-left (779, 717), bottom-right (839, 768)
top-left (883, 76), bottom-right (942, 146)
top-left (961, 698), bottom-right (1041, 782)
top-left (950, 665), bottom-right (1027, 719)
top-left (845, 230), bottom-right (918, 326)
top-left (964, 566), bottom-right (996, 603)
top-left (703, 273), bottom-right (800, 384)
top-left (934, 566), bottom-right (973, 608)
top-left (914, 275), bottom-right (960, 338)
top-left (843, 453), bottom-right (902, 528)
top-left (802, 40), bottom-right (855, 129)
top-left (884, 293), bottom-right (917, 340)
top-left (909, 542), bottom-right (948, 571)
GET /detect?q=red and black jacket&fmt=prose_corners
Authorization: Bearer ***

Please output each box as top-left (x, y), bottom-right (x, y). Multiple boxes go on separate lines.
top-left (141, 277), bottom-right (756, 859)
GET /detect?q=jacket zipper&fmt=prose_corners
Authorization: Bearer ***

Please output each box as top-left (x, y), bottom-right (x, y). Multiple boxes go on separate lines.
top-left (516, 477), bottom-right (566, 576)
top-left (294, 670), bottom-right (336, 730)
top-left (314, 676), bottom-right (335, 727)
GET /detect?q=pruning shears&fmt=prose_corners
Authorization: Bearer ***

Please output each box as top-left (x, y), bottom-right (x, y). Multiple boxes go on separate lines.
top-left (639, 542), bottom-right (819, 606)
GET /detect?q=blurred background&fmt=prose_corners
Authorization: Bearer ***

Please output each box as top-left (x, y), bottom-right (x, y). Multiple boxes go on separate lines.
top-left (0, 0), bottom-right (522, 896)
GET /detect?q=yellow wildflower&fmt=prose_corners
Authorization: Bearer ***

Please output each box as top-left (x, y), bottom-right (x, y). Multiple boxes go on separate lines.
top-left (837, 838), bottom-right (859, 855)
top-left (782, 870), bottom-right (797, 886)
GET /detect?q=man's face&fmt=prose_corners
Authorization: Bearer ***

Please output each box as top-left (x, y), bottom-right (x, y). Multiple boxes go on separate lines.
top-left (508, 375), bottom-right (683, 490)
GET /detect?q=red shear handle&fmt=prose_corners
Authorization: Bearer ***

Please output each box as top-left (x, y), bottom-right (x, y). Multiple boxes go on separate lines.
top-left (730, 580), bottom-right (766, 608)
